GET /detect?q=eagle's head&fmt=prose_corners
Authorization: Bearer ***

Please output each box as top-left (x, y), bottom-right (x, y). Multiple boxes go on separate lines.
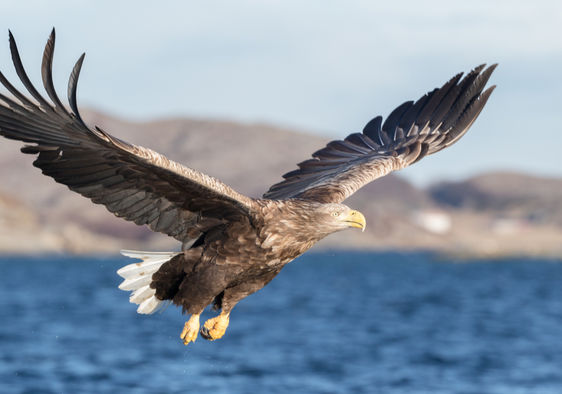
top-left (316, 203), bottom-right (366, 233)
top-left (263, 200), bottom-right (367, 247)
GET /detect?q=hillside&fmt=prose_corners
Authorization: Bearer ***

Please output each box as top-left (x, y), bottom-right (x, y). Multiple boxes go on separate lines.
top-left (0, 111), bottom-right (560, 257)
top-left (429, 172), bottom-right (562, 226)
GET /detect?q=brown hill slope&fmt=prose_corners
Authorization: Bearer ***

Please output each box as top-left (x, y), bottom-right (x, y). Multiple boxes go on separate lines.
top-left (429, 172), bottom-right (562, 226)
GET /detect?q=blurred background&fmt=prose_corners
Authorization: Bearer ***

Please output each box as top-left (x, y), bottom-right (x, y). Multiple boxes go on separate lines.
top-left (1, 2), bottom-right (562, 393)
top-left (0, 0), bottom-right (560, 257)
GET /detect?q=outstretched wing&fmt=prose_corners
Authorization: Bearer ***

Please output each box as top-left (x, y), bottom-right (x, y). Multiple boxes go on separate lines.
top-left (0, 29), bottom-right (254, 244)
top-left (264, 64), bottom-right (496, 203)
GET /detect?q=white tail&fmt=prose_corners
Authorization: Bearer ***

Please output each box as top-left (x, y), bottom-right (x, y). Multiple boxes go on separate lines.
top-left (117, 250), bottom-right (180, 314)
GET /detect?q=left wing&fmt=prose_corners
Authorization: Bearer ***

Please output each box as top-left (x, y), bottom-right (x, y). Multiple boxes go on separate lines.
top-left (264, 64), bottom-right (496, 203)
top-left (0, 30), bottom-right (255, 245)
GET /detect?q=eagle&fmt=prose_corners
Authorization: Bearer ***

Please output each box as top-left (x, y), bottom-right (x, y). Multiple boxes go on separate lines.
top-left (0, 30), bottom-right (496, 345)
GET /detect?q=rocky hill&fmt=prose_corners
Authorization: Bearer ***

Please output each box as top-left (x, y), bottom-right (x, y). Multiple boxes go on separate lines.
top-left (0, 111), bottom-right (560, 258)
top-left (429, 172), bottom-right (562, 226)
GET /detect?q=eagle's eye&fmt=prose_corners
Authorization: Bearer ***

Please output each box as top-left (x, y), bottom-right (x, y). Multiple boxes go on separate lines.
top-left (331, 211), bottom-right (339, 217)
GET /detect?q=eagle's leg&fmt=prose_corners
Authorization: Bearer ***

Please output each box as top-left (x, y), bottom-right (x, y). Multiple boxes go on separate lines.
top-left (180, 313), bottom-right (200, 345)
top-left (200, 269), bottom-right (281, 341)
top-left (200, 311), bottom-right (230, 341)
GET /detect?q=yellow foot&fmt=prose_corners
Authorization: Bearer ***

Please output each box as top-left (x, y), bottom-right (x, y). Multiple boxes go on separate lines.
top-left (180, 314), bottom-right (200, 345)
top-left (200, 312), bottom-right (230, 341)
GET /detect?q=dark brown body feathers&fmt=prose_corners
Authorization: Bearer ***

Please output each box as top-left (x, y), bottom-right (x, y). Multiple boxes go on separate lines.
top-left (152, 200), bottom-right (325, 314)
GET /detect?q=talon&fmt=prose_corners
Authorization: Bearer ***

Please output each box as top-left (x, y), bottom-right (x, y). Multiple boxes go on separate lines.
top-left (200, 326), bottom-right (211, 340)
top-left (180, 314), bottom-right (200, 345)
top-left (200, 312), bottom-right (230, 341)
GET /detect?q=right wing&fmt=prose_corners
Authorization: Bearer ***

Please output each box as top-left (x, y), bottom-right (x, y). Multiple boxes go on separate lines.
top-left (264, 64), bottom-right (496, 203)
top-left (0, 30), bottom-right (254, 244)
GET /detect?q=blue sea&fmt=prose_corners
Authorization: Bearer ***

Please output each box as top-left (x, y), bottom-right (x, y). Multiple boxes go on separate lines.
top-left (1, 252), bottom-right (561, 394)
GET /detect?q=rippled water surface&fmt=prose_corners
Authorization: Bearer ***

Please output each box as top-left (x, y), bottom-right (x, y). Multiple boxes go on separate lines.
top-left (1, 252), bottom-right (561, 393)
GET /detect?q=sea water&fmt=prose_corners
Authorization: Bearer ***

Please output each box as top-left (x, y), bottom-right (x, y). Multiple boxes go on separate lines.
top-left (1, 252), bottom-right (561, 393)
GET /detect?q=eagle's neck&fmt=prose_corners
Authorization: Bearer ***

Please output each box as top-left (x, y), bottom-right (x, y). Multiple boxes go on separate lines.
top-left (255, 199), bottom-right (337, 261)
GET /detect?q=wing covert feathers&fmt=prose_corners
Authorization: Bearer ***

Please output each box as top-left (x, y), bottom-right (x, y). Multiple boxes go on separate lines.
top-left (0, 30), bottom-right (254, 243)
top-left (264, 64), bottom-right (496, 203)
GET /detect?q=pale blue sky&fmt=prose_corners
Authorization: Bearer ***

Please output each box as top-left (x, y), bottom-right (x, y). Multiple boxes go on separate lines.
top-left (0, 0), bottom-right (561, 184)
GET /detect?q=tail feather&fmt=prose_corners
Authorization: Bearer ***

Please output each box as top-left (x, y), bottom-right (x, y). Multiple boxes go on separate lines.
top-left (117, 257), bottom-right (170, 279)
top-left (118, 274), bottom-right (152, 291)
top-left (130, 285), bottom-right (154, 304)
top-left (117, 250), bottom-right (180, 314)
top-left (138, 294), bottom-right (168, 314)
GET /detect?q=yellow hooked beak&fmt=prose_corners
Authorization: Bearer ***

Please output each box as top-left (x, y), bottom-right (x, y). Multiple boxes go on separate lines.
top-left (343, 210), bottom-right (366, 232)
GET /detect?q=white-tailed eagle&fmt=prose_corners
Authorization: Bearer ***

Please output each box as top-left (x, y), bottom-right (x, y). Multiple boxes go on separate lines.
top-left (0, 30), bottom-right (496, 344)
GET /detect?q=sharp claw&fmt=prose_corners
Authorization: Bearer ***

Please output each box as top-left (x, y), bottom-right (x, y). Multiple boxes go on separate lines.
top-left (200, 326), bottom-right (211, 340)
top-left (201, 313), bottom-right (230, 341)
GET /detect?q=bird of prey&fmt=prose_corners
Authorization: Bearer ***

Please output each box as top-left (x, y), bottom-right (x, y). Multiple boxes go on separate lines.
top-left (0, 30), bottom-right (496, 345)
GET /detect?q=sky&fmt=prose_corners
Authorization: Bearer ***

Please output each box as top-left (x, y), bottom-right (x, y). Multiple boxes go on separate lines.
top-left (0, 0), bottom-right (561, 185)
